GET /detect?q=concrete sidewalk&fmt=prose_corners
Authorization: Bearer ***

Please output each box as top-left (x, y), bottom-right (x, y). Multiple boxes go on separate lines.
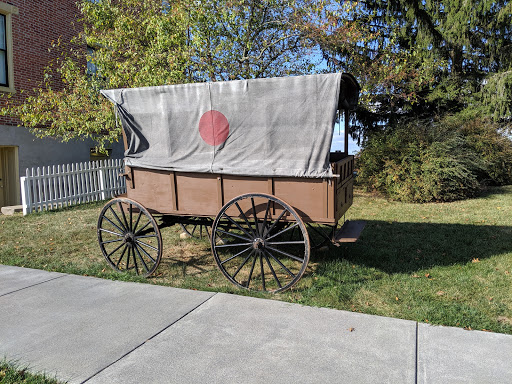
top-left (0, 265), bottom-right (510, 383)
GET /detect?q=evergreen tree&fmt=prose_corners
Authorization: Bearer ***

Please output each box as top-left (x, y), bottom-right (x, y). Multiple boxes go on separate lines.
top-left (309, 0), bottom-right (512, 138)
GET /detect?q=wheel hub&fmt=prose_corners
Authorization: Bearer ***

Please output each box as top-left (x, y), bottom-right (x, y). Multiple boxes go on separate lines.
top-left (252, 237), bottom-right (265, 250)
top-left (124, 232), bottom-right (135, 247)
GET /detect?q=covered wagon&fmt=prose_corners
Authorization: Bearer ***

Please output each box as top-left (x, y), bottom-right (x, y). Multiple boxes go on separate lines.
top-left (97, 72), bottom-right (360, 292)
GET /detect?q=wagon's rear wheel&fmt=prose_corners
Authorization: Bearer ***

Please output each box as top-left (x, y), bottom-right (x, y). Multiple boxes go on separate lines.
top-left (98, 198), bottom-right (162, 277)
top-left (211, 193), bottom-right (310, 293)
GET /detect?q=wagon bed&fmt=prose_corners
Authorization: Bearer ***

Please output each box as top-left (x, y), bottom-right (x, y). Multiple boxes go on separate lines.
top-left (121, 154), bottom-right (354, 224)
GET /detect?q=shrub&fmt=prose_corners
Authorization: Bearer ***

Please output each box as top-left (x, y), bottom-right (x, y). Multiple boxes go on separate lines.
top-left (453, 117), bottom-right (512, 185)
top-left (357, 119), bottom-right (488, 202)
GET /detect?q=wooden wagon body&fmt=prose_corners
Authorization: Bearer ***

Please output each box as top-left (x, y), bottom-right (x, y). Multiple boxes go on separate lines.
top-left (97, 73), bottom-right (361, 292)
top-left (122, 154), bottom-right (354, 225)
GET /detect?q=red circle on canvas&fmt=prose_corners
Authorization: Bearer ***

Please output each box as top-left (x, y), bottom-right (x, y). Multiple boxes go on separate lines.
top-left (198, 110), bottom-right (229, 146)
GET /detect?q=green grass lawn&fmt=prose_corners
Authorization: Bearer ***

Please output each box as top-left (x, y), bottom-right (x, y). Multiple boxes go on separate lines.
top-left (0, 361), bottom-right (61, 384)
top-left (1, 186), bottom-right (511, 334)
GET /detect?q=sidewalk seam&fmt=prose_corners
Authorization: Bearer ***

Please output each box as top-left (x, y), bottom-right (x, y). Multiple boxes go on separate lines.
top-left (80, 292), bottom-right (219, 384)
top-left (415, 322), bottom-right (419, 384)
top-left (0, 274), bottom-right (68, 298)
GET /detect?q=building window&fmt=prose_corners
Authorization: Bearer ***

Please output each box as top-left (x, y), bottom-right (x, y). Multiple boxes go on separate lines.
top-left (0, 2), bottom-right (18, 93)
top-left (0, 14), bottom-right (7, 86)
top-left (86, 46), bottom-right (98, 76)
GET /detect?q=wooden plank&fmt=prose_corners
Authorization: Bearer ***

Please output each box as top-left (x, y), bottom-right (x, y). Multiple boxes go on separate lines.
top-left (327, 178), bottom-right (335, 219)
top-left (323, 179), bottom-right (328, 218)
top-left (170, 172), bottom-right (177, 211)
top-left (36, 167), bottom-right (42, 211)
top-left (333, 220), bottom-right (366, 244)
top-left (217, 175), bottom-right (223, 209)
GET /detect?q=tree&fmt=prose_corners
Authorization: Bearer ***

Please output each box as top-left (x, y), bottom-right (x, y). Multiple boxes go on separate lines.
top-left (2, 0), bottom-right (319, 149)
top-left (185, 0), bottom-right (318, 81)
top-left (304, 0), bottom-right (512, 139)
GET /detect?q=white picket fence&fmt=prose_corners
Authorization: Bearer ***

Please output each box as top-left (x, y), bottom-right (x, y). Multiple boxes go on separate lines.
top-left (20, 159), bottom-right (126, 215)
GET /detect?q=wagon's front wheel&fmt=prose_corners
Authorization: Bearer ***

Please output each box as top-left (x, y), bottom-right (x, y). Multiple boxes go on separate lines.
top-left (97, 198), bottom-right (162, 277)
top-left (211, 193), bottom-right (310, 293)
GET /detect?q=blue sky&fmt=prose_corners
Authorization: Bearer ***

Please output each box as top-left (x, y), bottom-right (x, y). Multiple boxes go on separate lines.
top-left (330, 130), bottom-right (361, 155)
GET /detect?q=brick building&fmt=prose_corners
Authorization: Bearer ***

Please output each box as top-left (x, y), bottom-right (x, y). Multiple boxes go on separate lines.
top-left (0, 0), bottom-right (122, 208)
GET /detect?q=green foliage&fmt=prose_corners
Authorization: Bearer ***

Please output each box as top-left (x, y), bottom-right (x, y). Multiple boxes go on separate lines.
top-left (185, 0), bottom-right (318, 81)
top-left (2, 52), bottom-right (119, 150)
top-left (0, 360), bottom-right (61, 384)
top-left (357, 120), bottom-right (490, 202)
top-left (1, 0), bottom-right (190, 150)
top-left (79, 0), bottom-right (189, 88)
top-left (310, 0), bottom-right (512, 202)
top-left (453, 117), bottom-right (512, 185)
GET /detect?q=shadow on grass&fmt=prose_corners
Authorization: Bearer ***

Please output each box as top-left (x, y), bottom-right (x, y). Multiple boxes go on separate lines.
top-left (314, 220), bottom-right (512, 274)
top-left (475, 185), bottom-right (512, 199)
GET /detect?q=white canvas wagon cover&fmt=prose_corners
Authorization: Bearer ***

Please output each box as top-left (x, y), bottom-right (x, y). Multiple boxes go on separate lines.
top-left (101, 73), bottom-right (358, 178)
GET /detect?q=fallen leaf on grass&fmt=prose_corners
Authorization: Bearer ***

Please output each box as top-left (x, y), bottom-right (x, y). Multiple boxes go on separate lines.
top-left (497, 316), bottom-right (512, 325)
top-left (412, 274), bottom-right (420, 278)
top-left (425, 273), bottom-right (431, 278)
top-left (436, 291), bottom-right (445, 296)
top-left (472, 258), bottom-right (480, 263)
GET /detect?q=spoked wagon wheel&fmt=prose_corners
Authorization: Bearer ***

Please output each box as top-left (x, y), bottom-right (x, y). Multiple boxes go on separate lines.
top-left (97, 198), bottom-right (162, 277)
top-left (180, 217), bottom-right (213, 239)
top-left (211, 193), bottom-right (310, 293)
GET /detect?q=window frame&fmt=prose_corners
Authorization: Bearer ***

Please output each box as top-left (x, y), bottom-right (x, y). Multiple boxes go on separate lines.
top-left (0, 2), bottom-right (18, 93)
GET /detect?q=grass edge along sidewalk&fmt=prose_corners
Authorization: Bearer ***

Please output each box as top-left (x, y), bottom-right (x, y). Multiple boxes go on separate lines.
top-left (0, 360), bottom-right (62, 384)
top-left (0, 186), bottom-right (511, 334)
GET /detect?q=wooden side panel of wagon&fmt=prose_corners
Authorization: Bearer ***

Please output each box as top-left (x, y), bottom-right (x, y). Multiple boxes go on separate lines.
top-left (123, 155), bottom-right (354, 225)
